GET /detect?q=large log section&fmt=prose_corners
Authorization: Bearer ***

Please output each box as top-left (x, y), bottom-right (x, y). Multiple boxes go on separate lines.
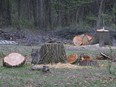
top-left (3, 53), bottom-right (26, 67)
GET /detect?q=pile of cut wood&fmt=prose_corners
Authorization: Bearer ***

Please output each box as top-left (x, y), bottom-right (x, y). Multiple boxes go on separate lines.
top-left (73, 34), bottom-right (94, 46)
top-left (2, 41), bottom-right (115, 69)
top-left (73, 27), bottom-right (114, 46)
top-left (67, 53), bottom-right (99, 66)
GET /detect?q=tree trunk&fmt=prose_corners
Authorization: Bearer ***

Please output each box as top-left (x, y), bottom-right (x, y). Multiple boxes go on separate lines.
top-left (44, 0), bottom-right (52, 29)
top-left (0, 0), bottom-right (3, 26)
top-left (17, 0), bottom-right (21, 28)
top-left (6, 0), bottom-right (11, 26)
top-left (96, 0), bottom-right (104, 27)
top-left (38, 43), bottom-right (66, 64)
top-left (31, 0), bottom-right (38, 27)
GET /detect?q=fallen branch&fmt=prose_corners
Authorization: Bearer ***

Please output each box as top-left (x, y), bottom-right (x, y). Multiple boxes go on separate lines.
top-left (100, 52), bottom-right (116, 61)
top-left (100, 52), bottom-right (113, 60)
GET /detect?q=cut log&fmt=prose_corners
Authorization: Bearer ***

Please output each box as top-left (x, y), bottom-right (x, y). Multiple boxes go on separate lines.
top-left (73, 34), bottom-right (94, 46)
top-left (67, 54), bottom-right (78, 64)
top-left (73, 35), bottom-right (83, 46)
top-left (3, 53), bottom-right (26, 67)
top-left (38, 43), bottom-right (66, 64)
top-left (95, 27), bottom-right (112, 46)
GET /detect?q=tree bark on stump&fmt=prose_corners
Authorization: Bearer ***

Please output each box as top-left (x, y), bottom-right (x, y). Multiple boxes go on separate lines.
top-left (31, 49), bottom-right (40, 64)
top-left (95, 28), bottom-right (112, 46)
top-left (38, 43), bottom-right (66, 64)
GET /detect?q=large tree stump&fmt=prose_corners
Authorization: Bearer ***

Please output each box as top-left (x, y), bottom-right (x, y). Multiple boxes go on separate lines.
top-left (95, 27), bottom-right (112, 46)
top-left (38, 43), bottom-right (66, 64)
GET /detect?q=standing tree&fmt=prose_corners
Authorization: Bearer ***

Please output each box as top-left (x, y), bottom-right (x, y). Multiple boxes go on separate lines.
top-left (6, 0), bottom-right (11, 26)
top-left (96, 0), bottom-right (104, 28)
top-left (31, 0), bottom-right (38, 27)
top-left (17, 0), bottom-right (21, 29)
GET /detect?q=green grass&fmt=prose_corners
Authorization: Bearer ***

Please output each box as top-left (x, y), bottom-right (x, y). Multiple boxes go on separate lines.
top-left (0, 63), bottom-right (116, 87)
top-left (0, 45), bottom-right (116, 87)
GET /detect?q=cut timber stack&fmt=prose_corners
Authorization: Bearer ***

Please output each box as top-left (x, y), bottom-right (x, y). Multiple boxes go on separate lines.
top-left (3, 53), bottom-right (26, 67)
top-left (38, 43), bottom-right (66, 64)
top-left (73, 34), bottom-right (94, 46)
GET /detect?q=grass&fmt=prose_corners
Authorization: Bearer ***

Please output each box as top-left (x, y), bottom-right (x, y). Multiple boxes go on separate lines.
top-left (0, 45), bottom-right (116, 87)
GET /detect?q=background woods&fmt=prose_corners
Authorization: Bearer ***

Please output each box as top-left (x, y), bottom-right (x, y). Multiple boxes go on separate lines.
top-left (0, 0), bottom-right (116, 30)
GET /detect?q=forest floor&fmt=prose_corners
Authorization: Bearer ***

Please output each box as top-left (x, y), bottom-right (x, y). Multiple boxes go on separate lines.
top-left (0, 44), bottom-right (116, 87)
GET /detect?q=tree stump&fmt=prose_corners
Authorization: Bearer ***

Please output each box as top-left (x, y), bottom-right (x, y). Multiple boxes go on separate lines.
top-left (78, 54), bottom-right (99, 66)
top-left (96, 28), bottom-right (112, 46)
top-left (38, 43), bottom-right (66, 64)
top-left (79, 60), bottom-right (99, 66)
